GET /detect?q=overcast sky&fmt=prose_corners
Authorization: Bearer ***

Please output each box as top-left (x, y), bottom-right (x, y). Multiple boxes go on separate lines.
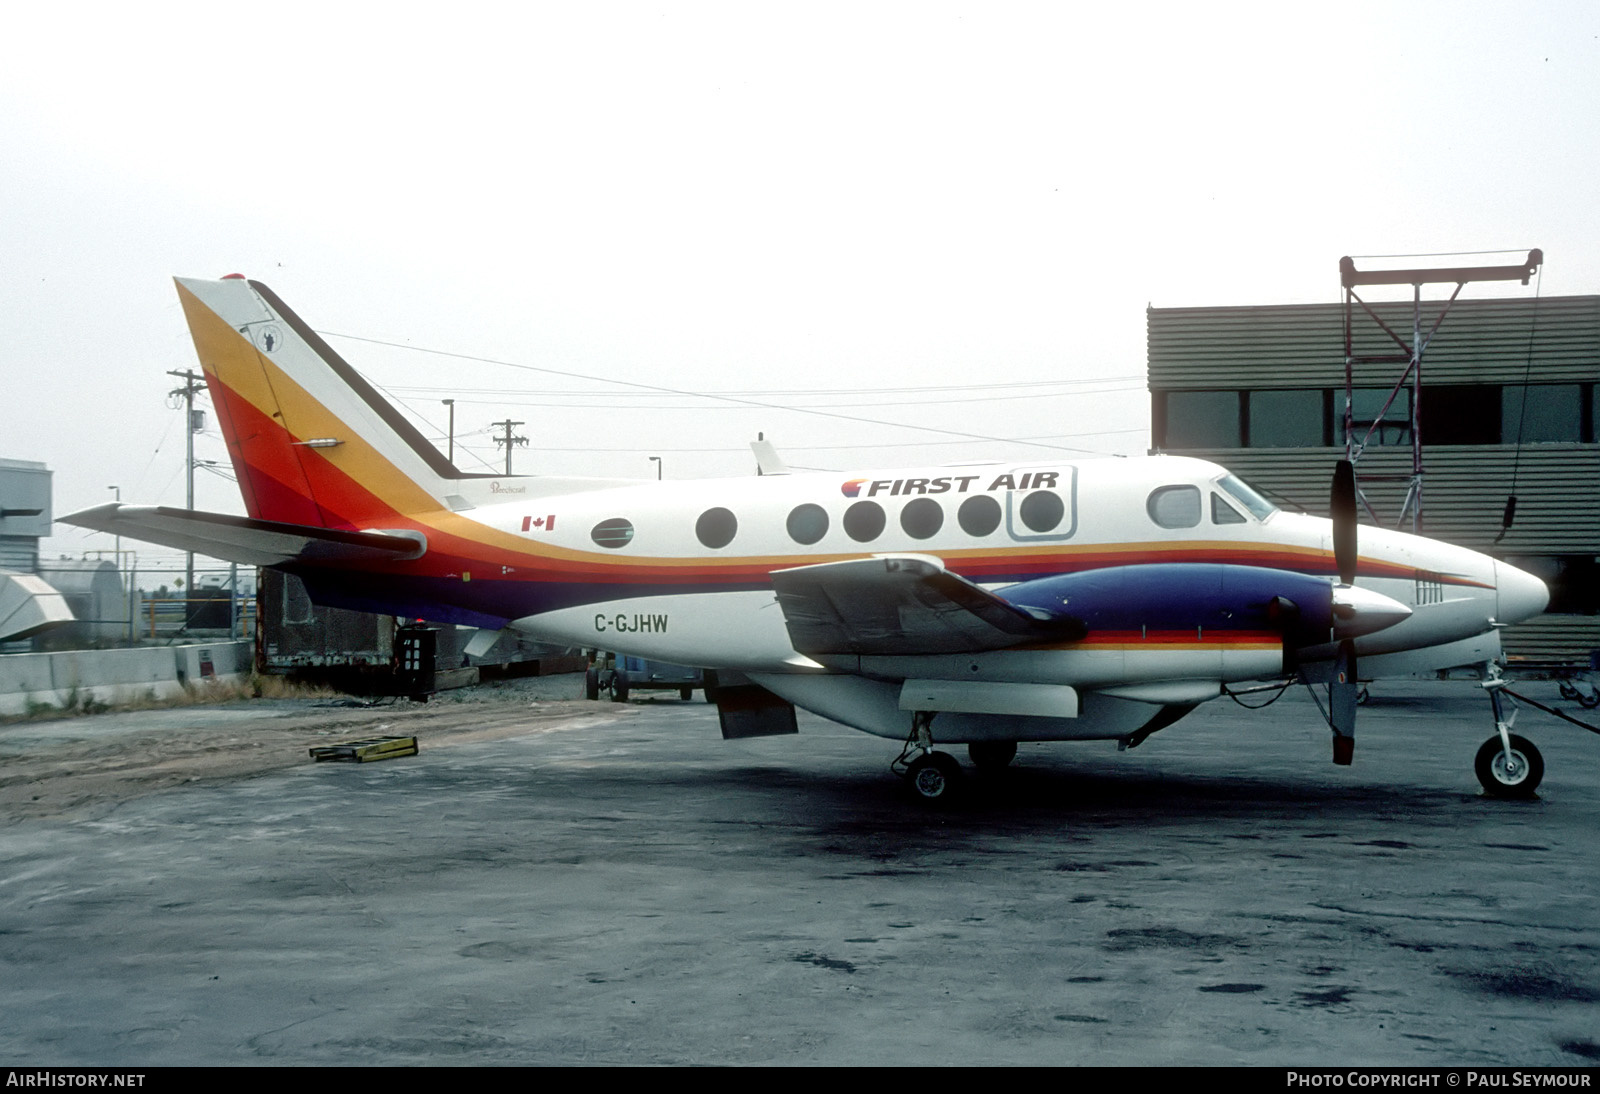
top-left (4, 2), bottom-right (1597, 574)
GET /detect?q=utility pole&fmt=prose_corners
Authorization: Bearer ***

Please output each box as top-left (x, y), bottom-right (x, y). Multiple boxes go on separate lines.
top-left (491, 419), bottom-right (527, 474)
top-left (167, 369), bottom-right (206, 607)
top-left (108, 485), bottom-right (128, 642)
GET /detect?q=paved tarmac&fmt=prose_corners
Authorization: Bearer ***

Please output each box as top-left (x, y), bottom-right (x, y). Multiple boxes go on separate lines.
top-left (1, 677), bottom-right (1598, 1066)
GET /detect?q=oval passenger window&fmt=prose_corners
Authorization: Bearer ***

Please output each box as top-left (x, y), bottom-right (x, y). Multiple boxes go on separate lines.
top-left (843, 500), bottom-right (886, 542)
top-left (695, 507), bottom-right (737, 549)
top-left (1018, 490), bottom-right (1064, 533)
top-left (591, 517), bottom-right (635, 548)
top-left (786, 503), bottom-right (829, 545)
top-left (958, 494), bottom-right (1002, 537)
top-left (900, 498), bottom-right (944, 540)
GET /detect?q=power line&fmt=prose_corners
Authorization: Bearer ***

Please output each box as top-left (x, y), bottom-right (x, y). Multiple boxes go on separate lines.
top-left (404, 383), bottom-right (1144, 412)
top-left (323, 330), bottom-right (1118, 456)
top-left (446, 426), bottom-right (1146, 456)
top-left (377, 375), bottom-right (1145, 399)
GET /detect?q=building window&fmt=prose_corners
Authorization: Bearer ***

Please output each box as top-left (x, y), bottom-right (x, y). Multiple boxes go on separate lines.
top-left (1503, 385), bottom-right (1584, 444)
top-left (899, 498), bottom-right (943, 540)
top-left (695, 507), bottom-right (737, 549)
top-left (1425, 385), bottom-right (1500, 446)
top-left (843, 501), bottom-right (886, 542)
top-left (1162, 391), bottom-right (1240, 449)
top-left (1249, 389), bottom-right (1326, 448)
top-left (591, 518), bottom-right (635, 549)
top-left (1148, 485), bottom-right (1201, 528)
top-left (1340, 387), bottom-right (1412, 447)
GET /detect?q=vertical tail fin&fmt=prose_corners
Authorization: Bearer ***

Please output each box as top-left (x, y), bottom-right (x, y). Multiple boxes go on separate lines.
top-left (175, 276), bottom-right (460, 530)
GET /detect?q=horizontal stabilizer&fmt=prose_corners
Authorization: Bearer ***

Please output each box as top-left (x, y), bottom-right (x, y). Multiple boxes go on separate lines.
top-left (770, 554), bottom-right (1084, 656)
top-left (61, 504), bottom-right (425, 568)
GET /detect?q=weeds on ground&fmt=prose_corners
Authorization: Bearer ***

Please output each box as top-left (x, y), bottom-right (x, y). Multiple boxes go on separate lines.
top-left (1, 673), bottom-right (342, 724)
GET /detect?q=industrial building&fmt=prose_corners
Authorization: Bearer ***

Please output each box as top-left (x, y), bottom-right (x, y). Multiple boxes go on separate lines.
top-left (1148, 291), bottom-right (1599, 663)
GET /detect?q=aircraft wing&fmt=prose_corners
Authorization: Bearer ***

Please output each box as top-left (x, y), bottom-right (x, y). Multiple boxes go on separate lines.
top-left (770, 554), bottom-right (1084, 656)
top-left (60, 504), bottom-right (425, 568)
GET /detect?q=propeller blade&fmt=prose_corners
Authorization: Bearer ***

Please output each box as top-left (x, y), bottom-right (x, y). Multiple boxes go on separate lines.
top-left (1331, 459), bottom-right (1358, 586)
top-left (1330, 639), bottom-right (1357, 765)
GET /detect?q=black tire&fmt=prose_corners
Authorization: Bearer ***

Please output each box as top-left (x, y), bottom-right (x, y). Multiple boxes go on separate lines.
top-left (1475, 734), bottom-right (1544, 799)
top-left (968, 740), bottom-right (1018, 770)
top-left (609, 676), bottom-right (629, 703)
top-left (585, 668), bottom-right (600, 701)
top-left (680, 686), bottom-right (694, 701)
top-left (1580, 691), bottom-right (1600, 710)
top-left (906, 751), bottom-right (963, 804)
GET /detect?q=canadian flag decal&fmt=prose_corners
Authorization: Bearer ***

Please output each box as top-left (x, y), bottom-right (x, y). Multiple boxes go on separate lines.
top-left (521, 514), bottom-right (556, 532)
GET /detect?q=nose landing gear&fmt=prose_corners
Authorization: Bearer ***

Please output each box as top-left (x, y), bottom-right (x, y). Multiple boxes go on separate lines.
top-left (1474, 732), bottom-right (1544, 798)
top-left (1479, 678), bottom-right (1544, 799)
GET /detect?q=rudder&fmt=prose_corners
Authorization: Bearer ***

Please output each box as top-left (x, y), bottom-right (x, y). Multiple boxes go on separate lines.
top-left (175, 276), bottom-right (458, 531)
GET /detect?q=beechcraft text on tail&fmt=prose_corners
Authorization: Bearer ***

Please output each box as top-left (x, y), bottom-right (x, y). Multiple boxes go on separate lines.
top-left (64, 275), bottom-right (1555, 803)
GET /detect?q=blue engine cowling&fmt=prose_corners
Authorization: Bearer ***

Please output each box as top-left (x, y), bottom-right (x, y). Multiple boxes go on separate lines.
top-left (998, 563), bottom-right (1336, 650)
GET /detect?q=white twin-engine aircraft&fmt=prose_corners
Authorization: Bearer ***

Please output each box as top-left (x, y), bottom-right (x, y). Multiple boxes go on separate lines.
top-left (66, 276), bottom-right (1554, 802)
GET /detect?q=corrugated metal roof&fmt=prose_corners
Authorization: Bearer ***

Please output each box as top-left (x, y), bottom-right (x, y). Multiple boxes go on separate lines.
top-left (1149, 294), bottom-right (1600, 388)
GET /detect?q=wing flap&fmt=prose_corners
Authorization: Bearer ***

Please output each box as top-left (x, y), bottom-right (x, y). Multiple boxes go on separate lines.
top-left (61, 504), bottom-right (425, 568)
top-left (770, 554), bottom-right (1083, 656)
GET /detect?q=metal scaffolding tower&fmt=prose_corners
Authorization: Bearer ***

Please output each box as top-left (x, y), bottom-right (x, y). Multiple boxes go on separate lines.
top-left (1339, 249), bottom-right (1542, 532)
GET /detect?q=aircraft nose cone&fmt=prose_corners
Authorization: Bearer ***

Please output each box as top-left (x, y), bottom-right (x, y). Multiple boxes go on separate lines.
top-left (1495, 560), bottom-right (1549, 625)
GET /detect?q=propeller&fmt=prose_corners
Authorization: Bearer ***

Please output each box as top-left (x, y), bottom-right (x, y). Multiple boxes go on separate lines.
top-left (1331, 459), bottom-right (1357, 586)
top-left (1329, 459), bottom-right (1358, 764)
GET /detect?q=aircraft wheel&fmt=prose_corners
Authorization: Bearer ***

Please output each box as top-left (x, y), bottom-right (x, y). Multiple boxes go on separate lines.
top-left (967, 740), bottom-right (1018, 770)
top-left (1475, 734), bottom-right (1544, 799)
top-left (584, 668), bottom-right (600, 701)
top-left (1580, 691), bottom-right (1600, 710)
top-left (608, 676), bottom-right (630, 703)
top-left (1559, 681), bottom-right (1580, 701)
top-left (680, 686), bottom-right (694, 701)
top-left (906, 752), bottom-right (963, 804)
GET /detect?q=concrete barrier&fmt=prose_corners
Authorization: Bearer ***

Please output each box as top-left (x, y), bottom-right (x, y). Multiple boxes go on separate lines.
top-left (0, 640), bottom-right (254, 717)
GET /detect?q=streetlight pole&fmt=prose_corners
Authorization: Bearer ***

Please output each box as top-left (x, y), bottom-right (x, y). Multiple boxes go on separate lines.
top-left (442, 399), bottom-right (455, 465)
top-left (649, 456), bottom-right (662, 480)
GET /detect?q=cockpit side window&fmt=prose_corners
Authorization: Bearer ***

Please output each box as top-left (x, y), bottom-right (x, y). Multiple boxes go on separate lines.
top-left (1211, 493), bottom-right (1247, 524)
top-left (1148, 485), bottom-right (1201, 529)
top-left (1217, 474), bottom-right (1276, 520)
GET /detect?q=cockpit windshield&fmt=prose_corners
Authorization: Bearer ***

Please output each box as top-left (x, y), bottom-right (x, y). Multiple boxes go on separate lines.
top-left (1217, 474), bottom-right (1276, 521)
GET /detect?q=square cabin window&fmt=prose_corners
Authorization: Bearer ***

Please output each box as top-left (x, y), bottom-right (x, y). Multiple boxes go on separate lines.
top-left (1163, 391), bottom-right (1240, 449)
top-left (1502, 385), bottom-right (1582, 444)
top-left (1249, 390), bottom-right (1325, 447)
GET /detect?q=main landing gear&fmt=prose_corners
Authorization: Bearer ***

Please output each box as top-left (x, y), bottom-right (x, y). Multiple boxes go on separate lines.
top-left (892, 713), bottom-right (1019, 803)
top-left (893, 712), bottom-right (963, 803)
